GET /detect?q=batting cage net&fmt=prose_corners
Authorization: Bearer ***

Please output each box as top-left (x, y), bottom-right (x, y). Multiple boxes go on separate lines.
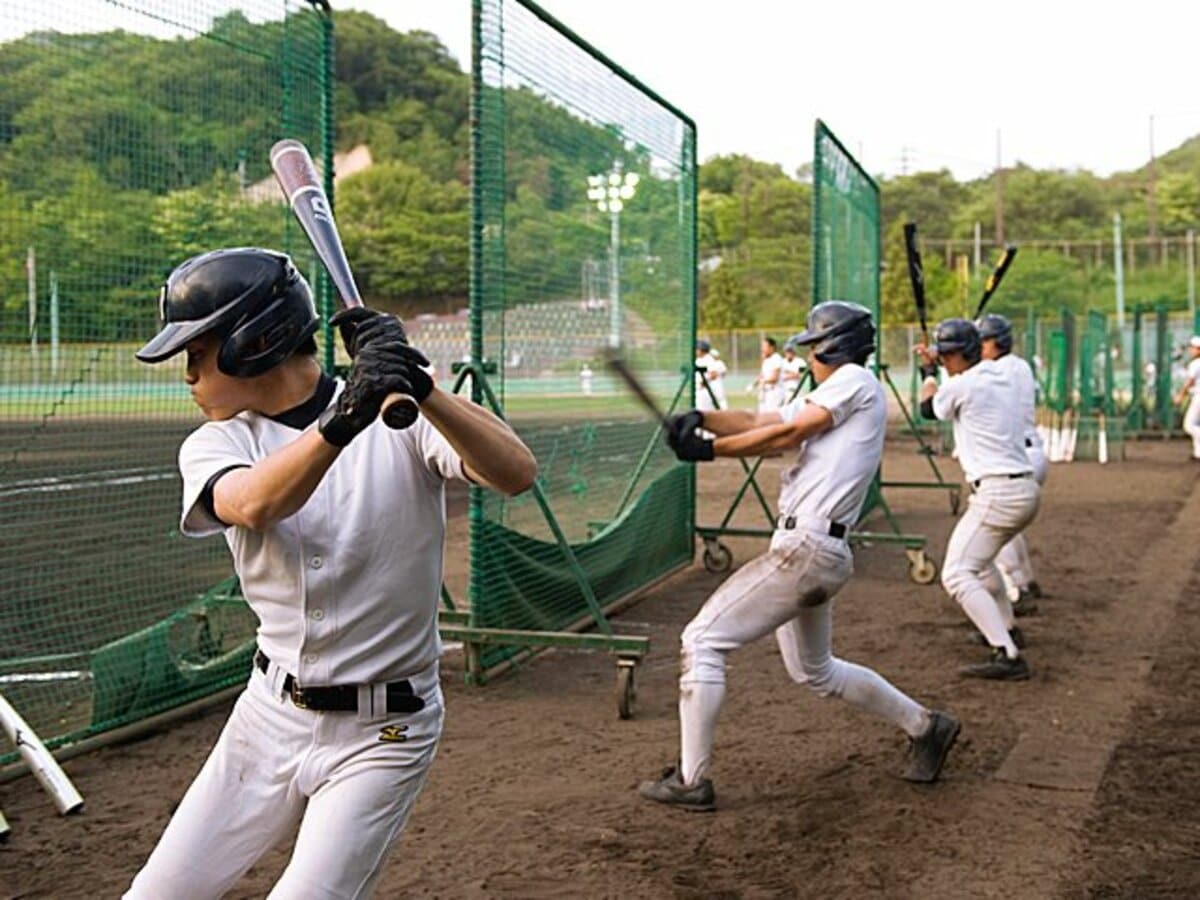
top-left (812, 119), bottom-right (881, 353)
top-left (0, 1), bottom-right (332, 763)
top-left (469, 0), bottom-right (696, 669)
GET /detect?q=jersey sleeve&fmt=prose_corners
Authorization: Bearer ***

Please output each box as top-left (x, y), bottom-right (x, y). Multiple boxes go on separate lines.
top-left (411, 415), bottom-right (469, 483)
top-left (931, 372), bottom-right (964, 421)
top-left (178, 423), bottom-right (255, 538)
top-left (783, 367), bottom-right (868, 427)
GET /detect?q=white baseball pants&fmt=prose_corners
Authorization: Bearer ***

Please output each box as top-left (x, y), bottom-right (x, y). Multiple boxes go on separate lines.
top-left (942, 477), bottom-right (1041, 659)
top-left (125, 660), bottom-right (444, 900)
top-left (1184, 395), bottom-right (1200, 459)
top-left (677, 529), bottom-right (930, 786)
top-left (995, 444), bottom-right (1047, 593)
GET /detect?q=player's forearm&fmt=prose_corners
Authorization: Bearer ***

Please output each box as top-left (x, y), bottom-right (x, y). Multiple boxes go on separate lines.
top-left (698, 408), bottom-right (758, 435)
top-left (419, 389), bottom-right (537, 495)
top-left (713, 422), bottom-right (798, 457)
top-left (214, 429), bottom-right (340, 530)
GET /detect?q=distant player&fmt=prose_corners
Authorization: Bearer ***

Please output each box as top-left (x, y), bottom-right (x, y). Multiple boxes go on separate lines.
top-left (978, 314), bottom-right (1046, 608)
top-left (1175, 336), bottom-right (1200, 461)
top-left (754, 336), bottom-right (785, 412)
top-left (639, 301), bottom-right (960, 811)
top-left (125, 248), bottom-right (536, 898)
top-left (917, 319), bottom-right (1038, 680)
top-left (781, 338), bottom-right (808, 401)
top-left (694, 339), bottom-right (727, 412)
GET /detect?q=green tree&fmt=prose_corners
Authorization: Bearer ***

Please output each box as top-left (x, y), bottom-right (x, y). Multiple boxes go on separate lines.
top-left (701, 262), bottom-right (751, 330)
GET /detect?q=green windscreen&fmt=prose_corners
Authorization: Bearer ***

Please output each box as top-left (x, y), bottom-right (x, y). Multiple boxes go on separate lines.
top-left (0, 1), bottom-right (332, 762)
top-left (471, 0), bottom-right (696, 667)
top-left (812, 119), bottom-right (881, 364)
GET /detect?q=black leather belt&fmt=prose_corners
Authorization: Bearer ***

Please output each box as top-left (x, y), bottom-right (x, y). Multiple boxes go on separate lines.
top-left (1025, 437), bottom-right (1033, 448)
top-left (255, 650), bottom-right (424, 714)
top-left (970, 472), bottom-right (1033, 490)
top-left (776, 515), bottom-right (848, 539)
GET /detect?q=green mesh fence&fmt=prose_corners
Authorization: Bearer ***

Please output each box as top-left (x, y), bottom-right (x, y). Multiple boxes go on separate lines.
top-left (471, 0), bottom-right (696, 668)
top-left (812, 119), bottom-right (880, 354)
top-left (0, 0), bottom-right (332, 762)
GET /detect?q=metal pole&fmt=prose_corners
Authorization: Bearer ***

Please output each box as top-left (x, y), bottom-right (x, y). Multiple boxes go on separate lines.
top-left (26, 245), bottom-right (37, 382)
top-left (49, 270), bottom-right (59, 376)
top-left (1188, 228), bottom-right (1196, 327)
top-left (1113, 213), bottom-right (1126, 329)
top-left (973, 221), bottom-right (981, 276)
top-left (609, 208), bottom-right (620, 348)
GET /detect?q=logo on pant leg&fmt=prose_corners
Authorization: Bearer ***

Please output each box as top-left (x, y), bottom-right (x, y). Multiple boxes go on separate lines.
top-left (378, 724), bottom-right (409, 743)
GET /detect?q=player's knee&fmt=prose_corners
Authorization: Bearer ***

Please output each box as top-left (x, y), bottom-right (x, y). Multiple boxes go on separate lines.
top-left (798, 658), bottom-right (843, 698)
top-left (679, 635), bottom-right (725, 685)
top-left (941, 564), bottom-right (973, 598)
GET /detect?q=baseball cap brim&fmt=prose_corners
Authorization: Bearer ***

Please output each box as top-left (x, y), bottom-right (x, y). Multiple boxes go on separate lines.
top-left (786, 328), bottom-right (820, 348)
top-left (135, 317), bottom-right (214, 363)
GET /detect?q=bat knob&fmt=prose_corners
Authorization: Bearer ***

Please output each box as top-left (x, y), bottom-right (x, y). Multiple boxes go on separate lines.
top-left (381, 394), bottom-right (420, 430)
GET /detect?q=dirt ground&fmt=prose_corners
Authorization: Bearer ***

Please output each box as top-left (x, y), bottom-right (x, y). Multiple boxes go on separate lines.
top-left (2, 437), bottom-right (1199, 900)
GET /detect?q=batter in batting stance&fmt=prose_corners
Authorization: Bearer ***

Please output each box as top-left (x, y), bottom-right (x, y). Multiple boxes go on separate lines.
top-left (917, 318), bottom-right (1038, 681)
top-left (125, 248), bottom-right (536, 898)
top-left (640, 301), bottom-right (960, 811)
top-left (978, 314), bottom-right (1046, 610)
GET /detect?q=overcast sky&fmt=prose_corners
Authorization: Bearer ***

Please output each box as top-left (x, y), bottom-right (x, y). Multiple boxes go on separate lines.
top-left (347, 0), bottom-right (1200, 182)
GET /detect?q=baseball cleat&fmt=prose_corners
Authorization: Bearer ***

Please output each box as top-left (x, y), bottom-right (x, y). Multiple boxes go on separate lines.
top-left (638, 765), bottom-right (716, 811)
top-left (971, 626), bottom-right (1026, 649)
top-left (959, 647), bottom-right (1031, 681)
top-left (1025, 581), bottom-right (1044, 599)
top-left (903, 710), bottom-right (961, 783)
top-left (1012, 590), bottom-right (1039, 617)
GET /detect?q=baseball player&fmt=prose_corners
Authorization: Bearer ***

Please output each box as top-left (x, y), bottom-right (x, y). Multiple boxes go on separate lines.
top-left (639, 301), bottom-right (960, 811)
top-left (694, 339), bottom-right (727, 412)
top-left (978, 314), bottom-right (1046, 609)
top-left (753, 336), bottom-right (785, 412)
top-left (780, 338), bottom-right (808, 401)
top-left (916, 318), bottom-right (1038, 680)
top-left (125, 248), bottom-right (536, 899)
top-left (1175, 335), bottom-right (1200, 461)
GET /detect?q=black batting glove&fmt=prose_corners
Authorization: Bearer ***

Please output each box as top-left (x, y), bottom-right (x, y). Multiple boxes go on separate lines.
top-left (388, 344), bottom-right (435, 404)
top-left (318, 342), bottom-right (417, 447)
top-left (919, 361), bottom-right (939, 379)
top-left (674, 429), bottom-right (715, 462)
top-left (664, 409), bottom-right (704, 452)
top-left (330, 307), bottom-right (408, 358)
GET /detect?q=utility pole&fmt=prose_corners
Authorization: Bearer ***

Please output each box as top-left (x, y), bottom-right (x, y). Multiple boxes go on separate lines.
top-left (1147, 114), bottom-right (1159, 244)
top-left (1113, 213), bottom-right (1126, 329)
top-left (1188, 228), bottom-right (1196, 326)
top-left (994, 129), bottom-right (1006, 247)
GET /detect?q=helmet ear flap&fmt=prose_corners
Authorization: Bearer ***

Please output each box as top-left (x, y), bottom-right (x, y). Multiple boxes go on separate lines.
top-left (218, 293), bottom-right (320, 377)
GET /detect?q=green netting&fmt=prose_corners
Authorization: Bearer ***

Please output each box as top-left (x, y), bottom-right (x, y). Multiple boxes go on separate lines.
top-left (471, 0), bottom-right (696, 668)
top-left (812, 119), bottom-right (881, 350)
top-left (0, 0), bottom-right (332, 763)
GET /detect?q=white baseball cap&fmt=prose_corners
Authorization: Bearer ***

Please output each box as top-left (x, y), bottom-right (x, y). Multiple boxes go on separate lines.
top-left (1190, 335), bottom-right (1200, 349)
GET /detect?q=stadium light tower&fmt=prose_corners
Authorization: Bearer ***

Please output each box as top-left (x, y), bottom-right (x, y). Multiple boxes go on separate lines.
top-left (586, 162), bottom-right (640, 347)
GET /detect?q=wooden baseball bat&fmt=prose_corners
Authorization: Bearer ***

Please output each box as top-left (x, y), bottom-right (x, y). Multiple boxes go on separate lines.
top-left (603, 348), bottom-right (670, 427)
top-left (0, 805), bottom-right (10, 842)
top-left (902, 222), bottom-right (928, 345)
top-left (269, 139), bottom-right (419, 430)
top-left (0, 692), bottom-right (83, 816)
top-left (974, 245), bottom-right (1018, 318)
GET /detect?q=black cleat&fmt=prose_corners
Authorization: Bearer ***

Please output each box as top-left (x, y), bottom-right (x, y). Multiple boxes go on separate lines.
top-left (1012, 590), bottom-right (1039, 617)
top-left (638, 765), bottom-right (716, 811)
top-left (903, 710), bottom-right (961, 783)
top-left (972, 626), bottom-right (1026, 649)
top-left (960, 647), bottom-right (1031, 681)
top-left (1025, 581), bottom-right (1044, 599)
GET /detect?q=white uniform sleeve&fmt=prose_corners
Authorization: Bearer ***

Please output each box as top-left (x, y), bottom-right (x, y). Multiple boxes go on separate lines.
top-left (780, 367), bottom-right (868, 427)
top-left (932, 372), bottom-right (966, 421)
top-left (178, 423), bottom-right (254, 538)
top-left (1189, 358), bottom-right (1200, 381)
top-left (411, 415), bottom-right (469, 483)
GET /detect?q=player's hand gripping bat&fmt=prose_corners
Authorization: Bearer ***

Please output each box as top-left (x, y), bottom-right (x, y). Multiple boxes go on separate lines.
top-left (975, 245), bottom-right (1018, 318)
top-left (0, 692), bottom-right (84, 817)
top-left (269, 139), bottom-right (419, 430)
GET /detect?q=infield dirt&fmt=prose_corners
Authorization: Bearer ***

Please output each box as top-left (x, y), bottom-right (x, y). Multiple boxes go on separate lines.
top-left (2, 438), bottom-right (1198, 899)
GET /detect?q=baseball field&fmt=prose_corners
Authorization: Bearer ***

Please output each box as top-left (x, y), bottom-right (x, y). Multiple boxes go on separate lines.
top-left (3, 437), bottom-right (1197, 898)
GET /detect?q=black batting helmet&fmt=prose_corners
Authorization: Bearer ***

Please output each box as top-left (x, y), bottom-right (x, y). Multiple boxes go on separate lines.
top-left (136, 248), bottom-right (319, 377)
top-left (786, 300), bottom-right (875, 365)
top-left (933, 318), bottom-right (982, 364)
top-left (976, 313), bottom-right (1013, 354)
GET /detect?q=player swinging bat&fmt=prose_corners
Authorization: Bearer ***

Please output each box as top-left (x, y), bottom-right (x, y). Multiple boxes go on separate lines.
top-left (269, 138), bottom-right (419, 430)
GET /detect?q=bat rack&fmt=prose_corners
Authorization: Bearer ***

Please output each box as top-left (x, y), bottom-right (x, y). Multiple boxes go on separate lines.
top-left (435, 361), bottom-right (654, 720)
top-left (693, 365), bottom-right (953, 586)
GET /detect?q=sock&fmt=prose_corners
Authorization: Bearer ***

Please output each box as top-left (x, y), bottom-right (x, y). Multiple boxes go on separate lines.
top-left (679, 679), bottom-right (724, 786)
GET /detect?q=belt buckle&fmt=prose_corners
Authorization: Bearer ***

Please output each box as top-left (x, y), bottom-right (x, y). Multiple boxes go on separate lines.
top-left (290, 680), bottom-right (310, 710)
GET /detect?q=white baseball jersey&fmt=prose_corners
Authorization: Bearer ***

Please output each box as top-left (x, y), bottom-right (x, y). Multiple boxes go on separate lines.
top-left (179, 376), bottom-right (468, 684)
top-left (759, 352), bottom-right (785, 409)
top-left (932, 360), bottom-right (1031, 484)
top-left (1188, 357), bottom-right (1200, 396)
top-left (992, 353), bottom-right (1042, 449)
top-left (695, 352), bottom-right (727, 410)
top-left (776, 363), bottom-right (884, 526)
top-left (781, 356), bottom-right (807, 401)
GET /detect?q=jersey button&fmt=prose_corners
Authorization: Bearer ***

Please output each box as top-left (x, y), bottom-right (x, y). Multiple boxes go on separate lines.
top-left (309, 556), bottom-right (323, 569)
top-left (310, 609), bottom-right (325, 621)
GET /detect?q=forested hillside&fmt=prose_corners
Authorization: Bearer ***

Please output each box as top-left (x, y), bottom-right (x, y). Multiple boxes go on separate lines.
top-left (1, 9), bottom-right (1196, 338)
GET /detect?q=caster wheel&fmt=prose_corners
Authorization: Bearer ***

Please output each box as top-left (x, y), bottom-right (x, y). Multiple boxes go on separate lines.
top-left (616, 663), bottom-right (636, 720)
top-left (702, 542), bottom-right (733, 574)
top-left (907, 551), bottom-right (938, 585)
